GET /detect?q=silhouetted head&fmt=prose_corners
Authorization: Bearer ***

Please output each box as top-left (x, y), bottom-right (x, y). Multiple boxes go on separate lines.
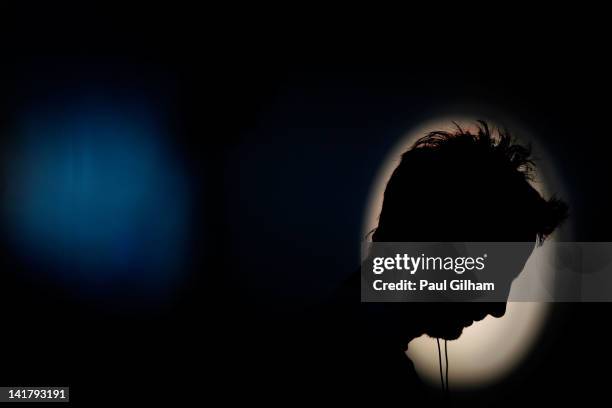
top-left (372, 121), bottom-right (568, 341)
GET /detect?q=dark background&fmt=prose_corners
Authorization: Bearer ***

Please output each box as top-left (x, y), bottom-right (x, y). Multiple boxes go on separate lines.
top-left (0, 3), bottom-right (610, 406)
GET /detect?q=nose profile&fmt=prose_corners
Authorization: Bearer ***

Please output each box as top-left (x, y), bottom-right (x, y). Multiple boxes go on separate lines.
top-left (489, 302), bottom-right (507, 318)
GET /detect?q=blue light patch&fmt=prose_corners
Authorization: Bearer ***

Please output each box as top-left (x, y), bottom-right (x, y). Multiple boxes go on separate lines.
top-left (3, 102), bottom-right (191, 300)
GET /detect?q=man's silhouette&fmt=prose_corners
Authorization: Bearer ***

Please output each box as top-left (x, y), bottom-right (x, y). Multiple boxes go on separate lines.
top-left (320, 121), bottom-right (568, 402)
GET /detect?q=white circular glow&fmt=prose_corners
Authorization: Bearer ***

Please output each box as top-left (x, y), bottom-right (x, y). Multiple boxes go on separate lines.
top-left (363, 116), bottom-right (568, 389)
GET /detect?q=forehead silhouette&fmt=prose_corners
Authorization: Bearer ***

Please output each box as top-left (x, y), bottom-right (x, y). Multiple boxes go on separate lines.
top-left (372, 122), bottom-right (567, 243)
